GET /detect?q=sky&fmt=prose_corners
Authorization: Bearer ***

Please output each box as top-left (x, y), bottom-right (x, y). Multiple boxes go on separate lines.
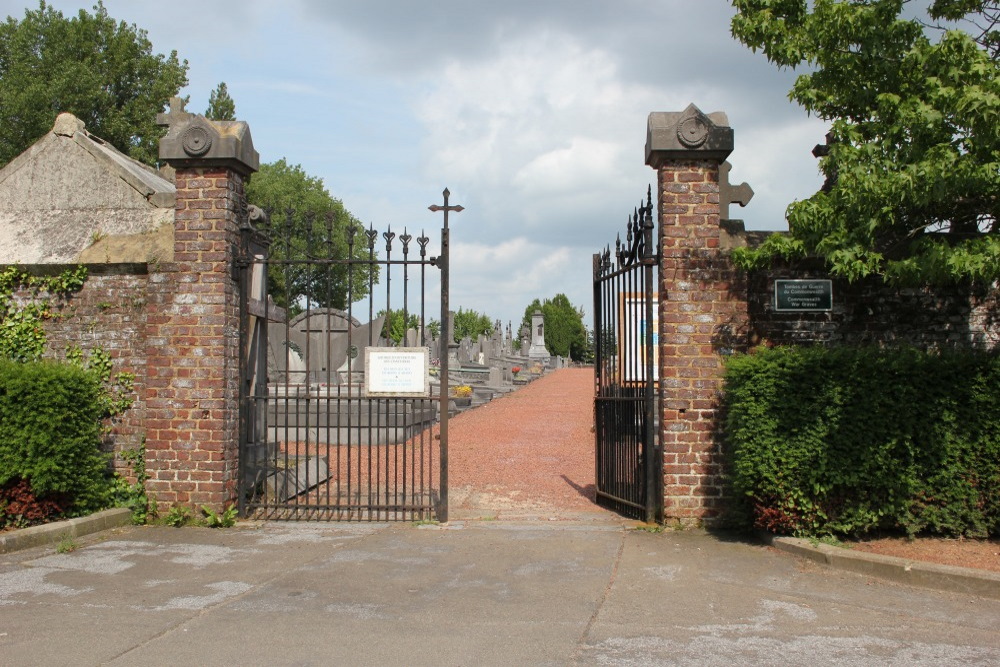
top-left (2, 0), bottom-right (829, 331)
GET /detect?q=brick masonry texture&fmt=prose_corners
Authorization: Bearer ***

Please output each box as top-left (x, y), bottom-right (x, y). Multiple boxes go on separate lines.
top-left (747, 265), bottom-right (1000, 349)
top-left (657, 160), bottom-right (747, 523)
top-left (23, 270), bottom-right (148, 479)
top-left (143, 167), bottom-right (245, 511)
top-left (655, 163), bottom-right (1000, 525)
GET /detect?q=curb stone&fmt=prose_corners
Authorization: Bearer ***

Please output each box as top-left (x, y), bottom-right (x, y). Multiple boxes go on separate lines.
top-left (0, 507), bottom-right (132, 554)
top-left (767, 534), bottom-right (1000, 600)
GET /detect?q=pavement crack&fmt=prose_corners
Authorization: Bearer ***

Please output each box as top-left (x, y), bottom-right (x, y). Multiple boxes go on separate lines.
top-left (572, 527), bottom-right (626, 663)
top-left (98, 528), bottom-right (385, 665)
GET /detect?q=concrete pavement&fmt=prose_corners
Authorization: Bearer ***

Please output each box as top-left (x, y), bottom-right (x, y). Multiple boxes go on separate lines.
top-left (2, 517), bottom-right (999, 666)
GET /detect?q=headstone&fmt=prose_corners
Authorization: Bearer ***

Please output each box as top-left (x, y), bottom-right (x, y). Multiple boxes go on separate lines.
top-left (405, 327), bottom-right (420, 348)
top-left (528, 309), bottom-right (550, 364)
top-left (458, 336), bottom-right (473, 365)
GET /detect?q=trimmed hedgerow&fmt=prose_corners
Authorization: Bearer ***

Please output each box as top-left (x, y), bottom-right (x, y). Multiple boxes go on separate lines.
top-left (0, 359), bottom-right (114, 525)
top-left (723, 346), bottom-right (1000, 538)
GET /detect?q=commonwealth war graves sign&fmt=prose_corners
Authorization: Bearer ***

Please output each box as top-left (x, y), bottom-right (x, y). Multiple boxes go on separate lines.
top-left (774, 279), bottom-right (833, 312)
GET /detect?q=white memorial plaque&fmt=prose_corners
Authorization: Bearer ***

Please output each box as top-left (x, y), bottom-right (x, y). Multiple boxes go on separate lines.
top-left (365, 347), bottom-right (430, 397)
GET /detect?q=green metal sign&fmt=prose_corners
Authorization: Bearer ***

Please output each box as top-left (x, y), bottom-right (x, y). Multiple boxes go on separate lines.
top-left (774, 279), bottom-right (833, 312)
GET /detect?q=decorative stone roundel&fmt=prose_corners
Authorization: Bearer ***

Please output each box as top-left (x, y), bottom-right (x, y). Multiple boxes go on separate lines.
top-left (181, 125), bottom-right (213, 156)
top-left (677, 115), bottom-right (709, 148)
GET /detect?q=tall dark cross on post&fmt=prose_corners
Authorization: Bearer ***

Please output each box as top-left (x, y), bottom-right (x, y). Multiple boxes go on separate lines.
top-left (428, 188), bottom-right (463, 522)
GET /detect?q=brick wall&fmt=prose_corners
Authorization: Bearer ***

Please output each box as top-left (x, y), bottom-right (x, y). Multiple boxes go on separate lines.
top-left (14, 268), bottom-right (148, 479)
top-left (657, 160), bottom-right (748, 523)
top-left (747, 264), bottom-right (1000, 350)
top-left (143, 168), bottom-right (244, 510)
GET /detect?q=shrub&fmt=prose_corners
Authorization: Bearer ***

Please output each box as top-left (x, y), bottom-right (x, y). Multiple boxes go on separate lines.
top-left (0, 359), bottom-right (114, 520)
top-left (724, 346), bottom-right (1000, 538)
top-left (0, 479), bottom-right (67, 529)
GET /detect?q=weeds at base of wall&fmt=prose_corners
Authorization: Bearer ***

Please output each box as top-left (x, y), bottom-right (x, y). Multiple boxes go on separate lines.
top-left (161, 504), bottom-right (238, 528)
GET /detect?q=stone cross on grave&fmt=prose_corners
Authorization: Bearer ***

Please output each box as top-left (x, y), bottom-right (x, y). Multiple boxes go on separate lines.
top-left (719, 161), bottom-right (754, 221)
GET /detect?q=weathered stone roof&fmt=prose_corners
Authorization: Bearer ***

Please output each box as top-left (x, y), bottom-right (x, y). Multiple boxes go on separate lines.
top-left (0, 113), bottom-right (175, 265)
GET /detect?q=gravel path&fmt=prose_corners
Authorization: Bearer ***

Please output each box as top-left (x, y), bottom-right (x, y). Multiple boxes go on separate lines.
top-left (448, 367), bottom-right (617, 521)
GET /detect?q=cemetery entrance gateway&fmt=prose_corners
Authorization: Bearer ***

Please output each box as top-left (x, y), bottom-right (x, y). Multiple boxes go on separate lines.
top-left (592, 188), bottom-right (664, 523)
top-left (237, 191), bottom-right (458, 521)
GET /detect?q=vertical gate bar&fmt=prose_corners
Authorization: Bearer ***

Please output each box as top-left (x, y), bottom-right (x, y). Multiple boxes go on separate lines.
top-left (237, 219), bottom-right (250, 518)
top-left (419, 233), bottom-right (430, 517)
top-left (438, 221), bottom-right (450, 523)
top-left (592, 252), bottom-right (601, 508)
top-left (429, 188), bottom-right (462, 523)
top-left (279, 211), bottom-right (294, 516)
top-left (299, 214), bottom-right (314, 509)
top-left (642, 196), bottom-right (656, 524)
top-left (366, 231), bottom-right (376, 518)
top-left (258, 246), bottom-right (270, 516)
top-left (381, 232), bottom-right (392, 518)
top-left (323, 214), bottom-right (334, 512)
top-left (402, 236), bottom-right (410, 515)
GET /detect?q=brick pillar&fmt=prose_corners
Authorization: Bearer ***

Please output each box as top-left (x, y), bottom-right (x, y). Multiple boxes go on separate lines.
top-left (645, 105), bottom-right (748, 524)
top-left (144, 101), bottom-right (258, 512)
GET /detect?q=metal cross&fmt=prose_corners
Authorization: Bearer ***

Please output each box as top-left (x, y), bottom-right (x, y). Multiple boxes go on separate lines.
top-left (428, 188), bottom-right (464, 230)
top-left (428, 187), bottom-right (462, 524)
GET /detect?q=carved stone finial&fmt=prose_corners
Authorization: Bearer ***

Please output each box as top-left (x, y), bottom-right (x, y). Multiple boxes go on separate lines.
top-left (158, 105), bottom-right (259, 175)
top-left (645, 104), bottom-right (734, 166)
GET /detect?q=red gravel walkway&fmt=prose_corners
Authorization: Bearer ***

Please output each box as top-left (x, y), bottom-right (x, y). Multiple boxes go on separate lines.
top-left (448, 367), bottom-right (617, 520)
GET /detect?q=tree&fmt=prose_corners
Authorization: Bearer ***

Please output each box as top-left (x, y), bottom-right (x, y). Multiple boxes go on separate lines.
top-left (521, 294), bottom-right (588, 360)
top-left (378, 308), bottom-right (419, 345)
top-left (730, 0), bottom-right (1000, 285)
top-left (246, 159), bottom-right (375, 313)
top-left (205, 81), bottom-right (235, 121)
top-left (453, 308), bottom-right (494, 342)
top-left (0, 1), bottom-right (188, 168)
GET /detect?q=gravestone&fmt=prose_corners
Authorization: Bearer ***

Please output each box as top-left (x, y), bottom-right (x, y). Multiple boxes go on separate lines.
top-left (527, 310), bottom-right (550, 364)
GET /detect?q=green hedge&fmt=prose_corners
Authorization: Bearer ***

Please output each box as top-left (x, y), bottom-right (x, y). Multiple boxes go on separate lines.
top-left (0, 359), bottom-right (114, 518)
top-left (723, 346), bottom-right (1000, 538)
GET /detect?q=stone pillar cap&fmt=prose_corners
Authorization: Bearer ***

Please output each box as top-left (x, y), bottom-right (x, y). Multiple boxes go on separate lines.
top-left (645, 104), bottom-right (734, 166)
top-left (157, 97), bottom-right (259, 175)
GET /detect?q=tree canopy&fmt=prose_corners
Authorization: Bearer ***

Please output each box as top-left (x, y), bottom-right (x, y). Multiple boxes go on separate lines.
top-left (246, 159), bottom-right (375, 312)
top-left (378, 308), bottom-right (419, 345)
top-left (205, 81), bottom-right (236, 121)
top-left (453, 308), bottom-right (494, 343)
top-left (521, 294), bottom-right (588, 361)
top-left (0, 1), bottom-right (188, 167)
top-left (730, 0), bottom-right (1000, 285)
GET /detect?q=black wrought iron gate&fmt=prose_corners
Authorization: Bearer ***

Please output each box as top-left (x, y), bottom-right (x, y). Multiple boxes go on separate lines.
top-left (237, 192), bottom-right (455, 521)
top-left (593, 188), bottom-right (663, 523)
